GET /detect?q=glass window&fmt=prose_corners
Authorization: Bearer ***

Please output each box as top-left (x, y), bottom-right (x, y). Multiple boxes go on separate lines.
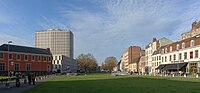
top-left (165, 48), bottom-right (168, 53)
top-left (179, 53), bottom-right (182, 60)
top-left (184, 52), bottom-right (187, 59)
top-left (176, 44), bottom-right (180, 50)
top-left (14, 64), bottom-right (20, 71)
top-left (24, 55), bottom-right (28, 61)
top-left (195, 50), bottom-right (198, 58)
top-left (0, 53), bottom-right (4, 59)
top-left (26, 64), bottom-right (31, 71)
top-left (9, 54), bottom-right (12, 59)
top-left (174, 54), bottom-right (176, 61)
top-left (17, 54), bottom-right (20, 60)
top-left (165, 56), bottom-right (167, 62)
top-left (32, 56), bottom-right (35, 61)
top-left (38, 56), bottom-right (41, 61)
top-left (169, 55), bottom-right (172, 61)
top-left (190, 51), bottom-right (193, 59)
top-left (170, 46), bottom-right (172, 52)
top-left (190, 40), bottom-right (195, 47)
top-left (182, 42), bottom-right (185, 49)
top-left (162, 57), bottom-right (164, 62)
top-left (44, 56), bottom-right (47, 62)
top-left (0, 63), bottom-right (5, 71)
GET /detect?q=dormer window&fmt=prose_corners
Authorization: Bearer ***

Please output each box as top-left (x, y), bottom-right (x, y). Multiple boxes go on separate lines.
top-left (190, 40), bottom-right (195, 47)
top-left (176, 44), bottom-right (180, 50)
top-left (165, 48), bottom-right (168, 53)
top-left (170, 46), bottom-right (172, 52)
top-left (182, 42), bottom-right (185, 49)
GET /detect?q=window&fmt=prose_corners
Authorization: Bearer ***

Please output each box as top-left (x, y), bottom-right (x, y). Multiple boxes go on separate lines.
top-left (190, 51), bottom-right (193, 59)
top-left (48, 57), bottom-right (51, 62)
top-left (195, 50), bottom-right (198, 58)
top-left (182, 42), bottom-right (185, 49)
top-left (44, 56), bottom-right (47, 62)
top-left (162, 49), bottom-right (164, 54)
top-left (174, 54), bottom-right (176, 61)
top-left (159, 56), bottom-right (161, 60)
top-left (0, 53), bottom-right (4, 59)
top-left (9, 54), bottom-right (12, 59)
top-left (32, 56), bottom-right (35, 61)
top-left (165, 48), bottom-right (168, 53)
top-left (55, 56), bottom-right (57, 60)
top-left (26, 64), bottom-right (31, 71)
top-left (190, 40), bottom-right (195, 47)
top-left (169, 55), bottom-right (172, 61)
top-left (0, 63), bottom-right (5, 71)
top-left (17, 54), bottom-right (20, 60)
top-left (176, 44), bottom-right (180, 50)
top-left (47, 65), bottom-right (50, 72)
top-left (170, 46), bottom-right (172, 52)
top-left (24, 55), bottom-right (28, 61)
top-left (38, 56), bottom-right (41, 61)
top-left (165, 56), bottom-right (167, 62)
top-left (179, 53), bottom-right (182, 60)
top-left (162, 57), bottom-right (164, 62)
top-left (184, 52), bottom-right (187, 59)
top-left (14, 64), bottom-right (20, 71)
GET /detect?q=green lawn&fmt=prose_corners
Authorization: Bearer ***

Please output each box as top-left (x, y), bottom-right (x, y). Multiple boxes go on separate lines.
top-left (23, 73), bottom-right (200, 93)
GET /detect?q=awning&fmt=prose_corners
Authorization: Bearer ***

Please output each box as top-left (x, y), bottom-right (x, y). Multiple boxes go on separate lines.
top-left (156, 64), bottom-right (166, 70)
top-left (162, 63), bottom-right (188, 70)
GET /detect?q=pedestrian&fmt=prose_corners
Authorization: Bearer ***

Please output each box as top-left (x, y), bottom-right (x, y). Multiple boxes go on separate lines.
top-left (16, 73), bottom-right (20, 87)
top-left (32, 73), bottom-right (36, 85)
top-left (28, 73), bottom-right (32, 85)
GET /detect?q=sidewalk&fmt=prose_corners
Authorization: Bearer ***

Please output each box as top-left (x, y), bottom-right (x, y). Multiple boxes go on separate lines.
top-left (0, 75), bottom-right (56, 93)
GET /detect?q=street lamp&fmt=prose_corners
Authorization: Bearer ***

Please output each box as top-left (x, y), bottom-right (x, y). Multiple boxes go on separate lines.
top-left (6, 41), bottom-right (12, 88)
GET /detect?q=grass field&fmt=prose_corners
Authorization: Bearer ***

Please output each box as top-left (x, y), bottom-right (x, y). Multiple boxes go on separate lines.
top-left (23, 73), bottom-right (200, 93)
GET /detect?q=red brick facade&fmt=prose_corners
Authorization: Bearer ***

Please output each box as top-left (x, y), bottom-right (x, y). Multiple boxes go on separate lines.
top-left (0, 51), bottom-right (52, 73)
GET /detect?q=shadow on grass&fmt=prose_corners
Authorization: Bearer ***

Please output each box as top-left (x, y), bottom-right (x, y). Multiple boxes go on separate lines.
top-left (23, 76), bottom-right (200, 93)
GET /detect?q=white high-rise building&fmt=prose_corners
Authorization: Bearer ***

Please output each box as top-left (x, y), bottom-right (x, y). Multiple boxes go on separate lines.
top-left (35, 29), bottom-right (76, 72)
top-left (35, 29), bottom-right (73, 58)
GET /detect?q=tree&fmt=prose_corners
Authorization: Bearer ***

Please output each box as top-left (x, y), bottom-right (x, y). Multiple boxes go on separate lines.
top-left (103, 56), bottom-right (117, 72)
top-left (76, 53), bottom-right (98, 73)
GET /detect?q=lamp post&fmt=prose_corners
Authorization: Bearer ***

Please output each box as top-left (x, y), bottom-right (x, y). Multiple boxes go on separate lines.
top-left (6, 41), bottom-right (12, 88)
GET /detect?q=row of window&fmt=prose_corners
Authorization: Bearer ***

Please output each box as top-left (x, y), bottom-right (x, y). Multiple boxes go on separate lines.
top-left (0, 53), bottom-right (51, 62)
top-left (162, 40), bottom-right (195, 54)
top-left (0, 63), bottom-right (51, 71)
top-left (161, 50), bottom-right (198, 62)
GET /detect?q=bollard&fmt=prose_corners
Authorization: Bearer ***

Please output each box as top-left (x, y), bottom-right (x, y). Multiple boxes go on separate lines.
top-left (172, 74), bottom-right (174, 77)
top-left (196, 74), bottom-right (199, 78)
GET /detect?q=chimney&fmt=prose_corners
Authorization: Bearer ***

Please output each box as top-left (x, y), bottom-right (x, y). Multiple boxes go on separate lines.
top-left (46, 48), bottom-right (50, 52)
top-left (152, 38), bottom-right (157, 42)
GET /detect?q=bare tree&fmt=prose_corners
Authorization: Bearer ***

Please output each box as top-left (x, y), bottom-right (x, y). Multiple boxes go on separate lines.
top-left (76, 53), bottom-right (98, 73)
top-left (103, 56), bottom-right (117, 72)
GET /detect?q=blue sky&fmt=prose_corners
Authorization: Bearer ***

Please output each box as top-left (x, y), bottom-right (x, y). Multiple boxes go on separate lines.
top-left (0, 0), bottom-right (200, 64)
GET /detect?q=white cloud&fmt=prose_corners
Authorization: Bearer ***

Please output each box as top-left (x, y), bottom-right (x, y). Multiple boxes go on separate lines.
top-left (38, 0), bottom-right (200, 63)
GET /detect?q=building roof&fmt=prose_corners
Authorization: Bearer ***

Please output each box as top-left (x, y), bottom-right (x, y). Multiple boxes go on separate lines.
top-left (0, 44), bottom-right (52, 55)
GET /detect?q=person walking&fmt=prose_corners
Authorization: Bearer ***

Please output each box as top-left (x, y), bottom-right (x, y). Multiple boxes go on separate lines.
top-left (32, 73), bottom-right (36, 85)
top-left (16, 73), bottom-right (20, 87)
top-left (28, 73), bottom-right (32, 85)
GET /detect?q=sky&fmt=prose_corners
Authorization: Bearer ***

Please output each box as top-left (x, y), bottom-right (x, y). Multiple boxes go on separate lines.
top-left (0, 0), bottom-right (200, 64)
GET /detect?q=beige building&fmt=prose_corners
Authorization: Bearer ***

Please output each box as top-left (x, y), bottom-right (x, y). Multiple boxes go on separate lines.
top-left (145, 38), bottom-right (173, 74)
top-left (35, 29), bottom-right (73, 58)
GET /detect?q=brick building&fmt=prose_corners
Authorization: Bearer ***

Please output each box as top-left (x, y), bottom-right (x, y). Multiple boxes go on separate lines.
top-left (0, 44), bottom-right (52, 76)
top-left (121, 46), bottom-right (141, 72)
